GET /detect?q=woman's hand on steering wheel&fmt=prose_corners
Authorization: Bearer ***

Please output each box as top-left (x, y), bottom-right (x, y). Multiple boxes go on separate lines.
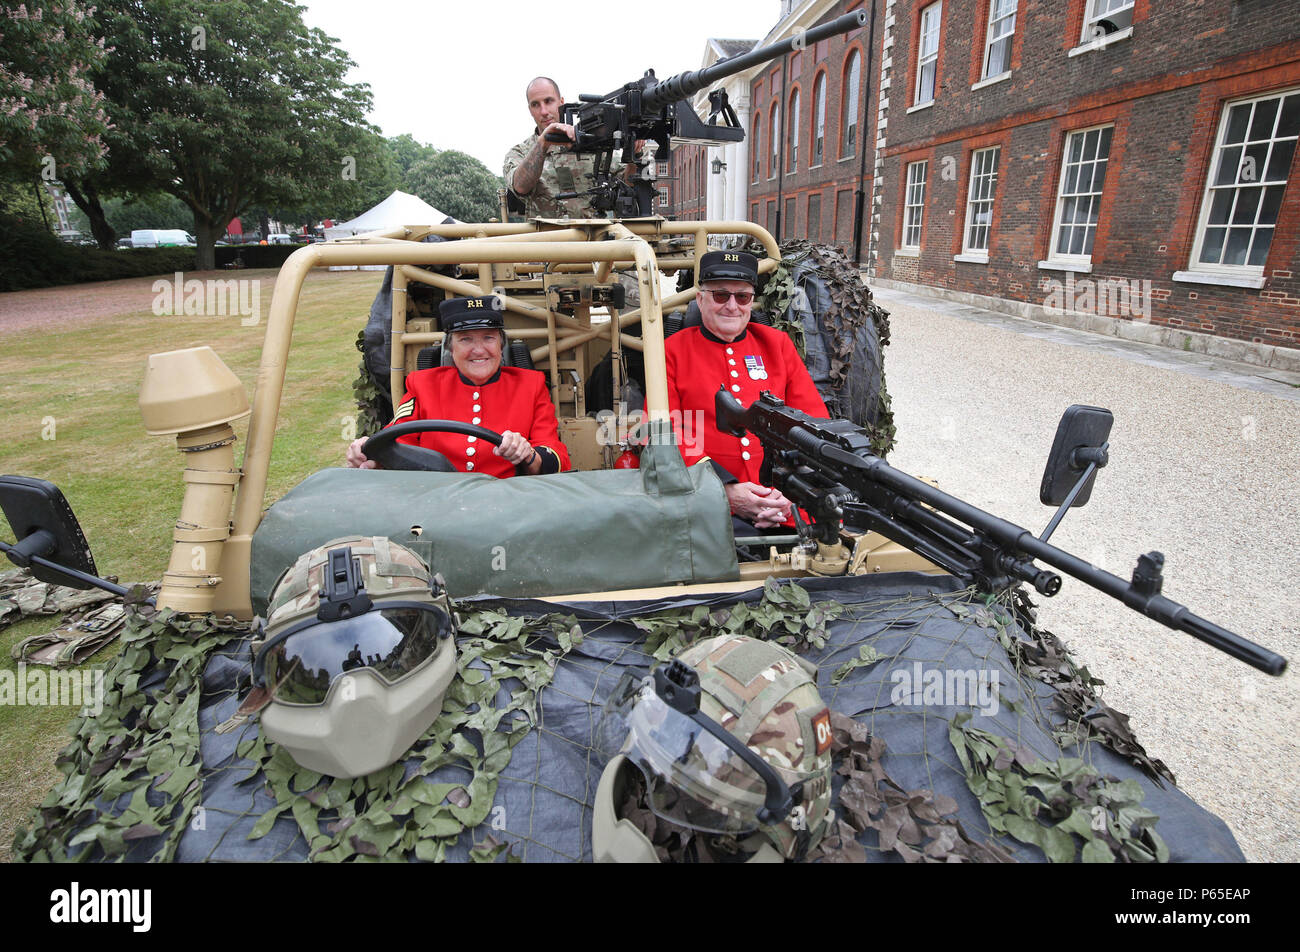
top-left (495, 430), bottom-right (537, 468)
top-left (346, 437), bottom-right (377, 469)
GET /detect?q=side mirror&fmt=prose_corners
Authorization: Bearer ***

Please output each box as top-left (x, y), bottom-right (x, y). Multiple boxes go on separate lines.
top-left (1038, 406), bottom-right (1113, 543)
top-left (0, 475), bottom-right (98, 588)
top-left (1040, 406), bottom-right (1113, 507)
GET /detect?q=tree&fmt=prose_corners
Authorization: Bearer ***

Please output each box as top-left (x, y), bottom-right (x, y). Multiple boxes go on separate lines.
top-left (0, 0), bottom-right (110, 183)
top-left (386, 133), bottom-right (438, 181)
top-left (102, 192), bottom-right (195, 234)
top-left (61, 0), bottom-right (383, 268)
top-left (269, 127), bottom-right (400, 228)
top-left (406, 150), bottom-right (503, 223)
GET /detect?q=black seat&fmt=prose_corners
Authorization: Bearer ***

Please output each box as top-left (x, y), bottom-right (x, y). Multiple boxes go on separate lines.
top-left (419, 337), bottom-right (533, 371)
top-left (508, 339), bottom-right (534, 370)
top-left (416, 346), bottom-right (441, 370)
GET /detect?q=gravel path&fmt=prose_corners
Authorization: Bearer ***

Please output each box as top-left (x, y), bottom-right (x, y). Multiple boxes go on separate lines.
top-left (873, 285), bottom-right (1300, 863)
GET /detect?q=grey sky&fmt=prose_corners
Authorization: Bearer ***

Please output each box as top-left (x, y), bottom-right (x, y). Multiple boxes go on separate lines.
top-left (298, 0), bottom-right (781, 173)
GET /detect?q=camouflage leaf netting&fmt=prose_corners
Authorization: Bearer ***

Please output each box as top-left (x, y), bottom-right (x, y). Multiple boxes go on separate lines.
top-left (754, 239), bottom-right (896, 456)
top-left (352, 328), bottom-right (388, 440)
top-left (14, 574), bottom-right (1243, 863)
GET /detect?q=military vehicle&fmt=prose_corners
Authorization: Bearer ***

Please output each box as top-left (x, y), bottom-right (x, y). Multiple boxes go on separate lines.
top-left (2, 11), bottom-right (1288, 863)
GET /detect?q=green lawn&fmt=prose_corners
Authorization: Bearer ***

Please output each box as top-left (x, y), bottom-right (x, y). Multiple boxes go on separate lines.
top-left (0, 268), bottom-right (385, 859)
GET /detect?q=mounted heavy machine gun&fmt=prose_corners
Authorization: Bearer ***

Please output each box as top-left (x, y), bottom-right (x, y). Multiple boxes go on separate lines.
top-left (544, 9), bottom-right (868, 217)
top-left (716, 389), bottom-right (1289, 676)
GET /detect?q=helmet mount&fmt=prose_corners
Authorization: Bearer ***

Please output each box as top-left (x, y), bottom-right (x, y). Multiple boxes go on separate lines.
top-left (318, 546), bottom-right (373, 621)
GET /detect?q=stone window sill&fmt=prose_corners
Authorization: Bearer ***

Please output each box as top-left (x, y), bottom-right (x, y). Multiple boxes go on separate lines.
top-left (1038, 259), bottom-right (1093, 274)
top-left (895, 247), bottom-right (921, 258)
top-left (906, 101), bottom-right (935, 115)
top-left (1068, 27), bottom-right (1133, 58)
top-left (971, 71), bottom-right (1011, 92)
top-left (1172, 270), bottom-right (1266, 290)
top-left (954, 253), bottom-right (989, 264)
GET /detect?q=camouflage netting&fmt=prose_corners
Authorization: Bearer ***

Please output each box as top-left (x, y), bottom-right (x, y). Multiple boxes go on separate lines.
top-left (755, 240), bottom-right (895, 456)
top-left (14, 574), bottom-right (1243, 863)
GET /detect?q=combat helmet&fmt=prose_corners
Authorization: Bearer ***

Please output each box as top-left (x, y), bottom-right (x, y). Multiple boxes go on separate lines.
top-left (593, 634), bottom-right (834, 862)
top-left (247, 535), bottom-right (456, 778)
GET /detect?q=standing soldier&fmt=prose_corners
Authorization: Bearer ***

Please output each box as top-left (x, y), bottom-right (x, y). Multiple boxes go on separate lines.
top-left (504, 76), bottom-right (657, 220)
top-left (503, 77), bottom-right (601, 219)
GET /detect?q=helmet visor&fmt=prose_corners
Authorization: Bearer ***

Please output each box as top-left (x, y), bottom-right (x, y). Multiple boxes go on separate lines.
top-left (264, 603), bottom-right (450, 706)
top-left (596, 675), bottom-right (774, 836)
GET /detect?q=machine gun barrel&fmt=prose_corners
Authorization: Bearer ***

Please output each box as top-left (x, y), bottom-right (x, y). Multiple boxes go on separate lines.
top-left (717, 389), bottom-right (1288, 675)
top-left (640, 10), bottom-right (868, 111)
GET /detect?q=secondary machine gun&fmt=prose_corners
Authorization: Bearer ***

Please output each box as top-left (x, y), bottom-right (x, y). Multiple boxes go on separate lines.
top-left (716, 389), bottom-right (1288, 676)
top-left (544, 9), bottom-right (868, 217)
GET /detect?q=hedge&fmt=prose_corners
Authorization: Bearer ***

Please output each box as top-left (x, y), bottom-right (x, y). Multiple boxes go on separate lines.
top-left (0, 217), bottom-right (309, 292)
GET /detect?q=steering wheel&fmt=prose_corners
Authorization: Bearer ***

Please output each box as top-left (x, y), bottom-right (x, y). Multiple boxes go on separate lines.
top-left (362, 420), bottom-right (506, 473)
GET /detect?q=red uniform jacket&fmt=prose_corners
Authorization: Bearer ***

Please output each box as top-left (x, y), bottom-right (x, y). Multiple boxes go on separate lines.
top-left (389, 366), bottom-right (570, 478)
top-left (664, 323), bottom-right (828, 484)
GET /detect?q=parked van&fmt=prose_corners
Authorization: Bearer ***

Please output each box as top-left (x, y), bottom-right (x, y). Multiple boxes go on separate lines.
top-left (130, 229), bottom-right (196, 248)
top-left (266, 233), bottom-right (297, 245)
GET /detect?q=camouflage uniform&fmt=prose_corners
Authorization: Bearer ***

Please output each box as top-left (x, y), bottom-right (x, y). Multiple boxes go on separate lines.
top-left (0, 567), bottom-right (115, 630)
top-left (503, 131), bottom-right (601, 219)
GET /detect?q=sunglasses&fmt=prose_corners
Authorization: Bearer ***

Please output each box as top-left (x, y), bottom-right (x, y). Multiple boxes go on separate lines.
top-left (702, 289), bottom-right (754, 306)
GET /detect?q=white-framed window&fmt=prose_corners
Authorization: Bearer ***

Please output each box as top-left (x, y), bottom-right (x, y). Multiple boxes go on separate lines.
top-left (964, 147), bottom-right (1000, 253)
top-left (657, 161), bottom-right (669, 177)
top-left (1081, 0), bottom-right (1133, 42)
top-left (752, 114), bottom-right (762, 182)
top-left (1190, 89), bottom-right (1300, 273)
top-left (788, 89), bottom-right (801, 172)
top-left (1048, 125), bottom-right (1113, 262)
top-left (983, 0), bottom-right (1017, 79)
top-left (842, 51), bottom-right (860, 158)
top-left (658, 187), bottom-right (669, 209)
top-left (769, 102), bottom-right (780, 179)
top-left (915, 2), bottom-right (942, 106)
top-left (813, 75), bottom-right (826, 167)
top-left (903, 160), bottom-right (928, 248)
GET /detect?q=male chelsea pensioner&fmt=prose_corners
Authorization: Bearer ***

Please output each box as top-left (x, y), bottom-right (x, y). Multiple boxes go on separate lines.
top-left (346, 295), bottom-right (570, 478)
top-left (666, 251), bottom-right (828, 528)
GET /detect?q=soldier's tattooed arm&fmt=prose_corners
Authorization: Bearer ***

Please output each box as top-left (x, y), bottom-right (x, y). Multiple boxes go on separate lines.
top-left (512, 138), bottom-right (548, 197)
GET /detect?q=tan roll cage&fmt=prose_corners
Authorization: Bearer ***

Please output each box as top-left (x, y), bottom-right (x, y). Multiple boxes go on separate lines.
top-left (196, 218), bottom-right (780, 617)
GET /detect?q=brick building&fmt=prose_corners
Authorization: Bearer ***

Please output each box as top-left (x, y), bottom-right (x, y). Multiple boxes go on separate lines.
top-left (745, 0), bottom-right (875, 257)
top-left (871, 0), bottom-right (1300, 356)
top-left (672, 0), bottom-right (876, 257)
top-left (668, 0), bottom-right (1300, 359)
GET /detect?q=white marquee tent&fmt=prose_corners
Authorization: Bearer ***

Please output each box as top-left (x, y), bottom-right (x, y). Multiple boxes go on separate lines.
top-left (324, 190), bottom-right (451, 269)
